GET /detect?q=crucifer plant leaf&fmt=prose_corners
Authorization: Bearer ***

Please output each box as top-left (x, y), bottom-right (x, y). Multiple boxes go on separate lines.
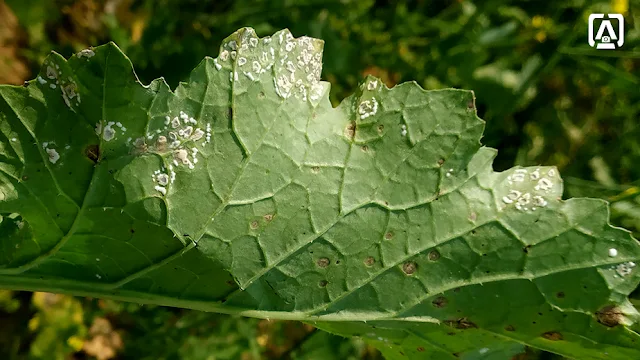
top-left (0, 27), bottom-right (639, 359)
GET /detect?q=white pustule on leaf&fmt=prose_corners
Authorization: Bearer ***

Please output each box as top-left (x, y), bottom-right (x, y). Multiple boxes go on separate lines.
top-left (499, 167), bottom-right (561, 212)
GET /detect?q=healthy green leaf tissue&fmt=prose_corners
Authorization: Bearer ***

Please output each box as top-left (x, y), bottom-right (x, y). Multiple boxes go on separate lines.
top-left (0, 27), bottom-right (639, 359)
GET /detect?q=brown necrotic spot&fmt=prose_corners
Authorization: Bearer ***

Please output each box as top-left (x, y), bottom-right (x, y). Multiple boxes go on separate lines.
top-left (432, 296), bottom-right (447, 308)
top-left (250, 220), bottom-right (259, 229)
top-left (428, 250), bottom-right (440, 261)
top-left (263, 214), bottom-right (273, 222)
top-left (402, 261), bottom-right (417, 275)
top-left (596, 305), bottom-right (624, 327)
top-left (345, 122), bottom-right (356, 139)
top-left (377, 124), bottom-right (384, 133)
top-left (542, 331), bottom-right (563, 341)
top-left (316, 257), bottom-right (330, 268)
top-left (364, 256), bottom-right (375, 266)
top-left (505, 325), bottom-right (515, 332)
top-left (85, 144), bottom-right (100, 163)
top-left (445, 318), bottom-right (476, 329)
top-left (437, 158), bottom-right (444, 166)
top-left (384, 232), bottom-right (393, 240)
top-left (416, 347), bottom-right (424, 352)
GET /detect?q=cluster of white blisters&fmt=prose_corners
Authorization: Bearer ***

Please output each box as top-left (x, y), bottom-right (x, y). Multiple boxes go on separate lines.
top-left (36, 59), bottom-right (81, 110)
top-left (605, 248), bottom-right (636, 277)
top-left (132, 110), bottom-right (210, 196)
top-left (358, 98), bottom-right (378, 120)
top-left (357, 79), bottom-right (380, 121)
top-left (501, 168), bottom-right (557, 212)
top-left (95, 121), bottom-right (127, 142)
top-left (215, 28), bottom-right (325, 103)
top-left (41, 141), bottom-right (60, 164)
top-left (152, 169), bottom-right (170, 195)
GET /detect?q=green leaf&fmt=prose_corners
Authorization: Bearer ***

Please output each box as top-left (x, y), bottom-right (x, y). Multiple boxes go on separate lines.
top-left (1, 27), bottom-right (639, 359)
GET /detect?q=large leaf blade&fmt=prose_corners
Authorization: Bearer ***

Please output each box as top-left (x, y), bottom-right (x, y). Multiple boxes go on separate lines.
top-left (1, 28), bottom-right (639, 359)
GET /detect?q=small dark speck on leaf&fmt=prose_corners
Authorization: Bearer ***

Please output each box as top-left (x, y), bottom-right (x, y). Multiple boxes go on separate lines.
top-left (318, 280), bottom-right (328, 287)
top-left (556, 291), bottom-right (565, 298)
top-left (437, 158), bottom-right (444, 166)
top-left (523, 245), bottom-right (531, 253)
top-left (21, 175), bottom-right (28, 181)
top-left (505, 325), bottom-right (515, 331)
top-left (23, 81), bottom-right (29, 87)
top-left (417, 347), bottom-right (424, 352)
top-left (130, 229), bottom-right (135, 233)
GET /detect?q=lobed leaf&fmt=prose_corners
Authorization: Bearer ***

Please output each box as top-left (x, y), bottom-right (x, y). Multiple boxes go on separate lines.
top-left (0, 28), bottom-right (639, 359)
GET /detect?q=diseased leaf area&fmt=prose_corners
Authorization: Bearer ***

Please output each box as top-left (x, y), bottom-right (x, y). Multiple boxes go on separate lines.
top-left (0, 28), bottom-right (639, 359)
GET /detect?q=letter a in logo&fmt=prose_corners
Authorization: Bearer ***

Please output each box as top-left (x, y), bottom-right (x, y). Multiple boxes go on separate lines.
top-left (589, 14), bottom-right (624, 50)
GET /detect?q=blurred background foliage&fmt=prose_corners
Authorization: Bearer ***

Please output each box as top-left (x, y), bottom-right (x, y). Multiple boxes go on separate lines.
top-left (0, 0), bottom-right (639, 358)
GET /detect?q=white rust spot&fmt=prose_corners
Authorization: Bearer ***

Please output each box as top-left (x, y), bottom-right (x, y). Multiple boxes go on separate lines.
top-left (77, 49), bottom-right (95, 58)
top-left (46, 148), bottom-right (60, 164)
top-left (367, 80), bottom-right (378, 91)
top-left (530, 168), bottom-right (540, 180)
top-left (103, 123), bottom-right (116, 141)
top-left (535, 178), bottom-right (553, 191)
top-left (532, 195), bottom-right (547, 207)
top-left (156, 173), bottom-right (169, 186)
top-left (609, 248), bottom-right (618, 257)
top-left (154, 185), bottom-right (167, 196)
top-left (616, 262), bottom-right (636, 277)
top-left (358, 98), bottom-right (379, 119)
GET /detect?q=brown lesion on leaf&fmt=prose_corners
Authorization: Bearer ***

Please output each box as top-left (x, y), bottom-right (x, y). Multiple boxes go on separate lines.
top-left (541, 331), bottom-right (563, 341)
top-left (444, 317), bottom-right (476, 329)
top-left (316, 257), bottom-right (330, 268)
top-left (432, 296), bottom-right (448, 308)
top-left (596, 305), bottom-right (624, 327)
top-left (402, 261), bottom-right (417, 275)
top-left (85, 144), bottom-right (100, 163)
top-left (364, 256), bottom-right (375, 266)
top-left (345, 121), bottom-right (356, 140)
